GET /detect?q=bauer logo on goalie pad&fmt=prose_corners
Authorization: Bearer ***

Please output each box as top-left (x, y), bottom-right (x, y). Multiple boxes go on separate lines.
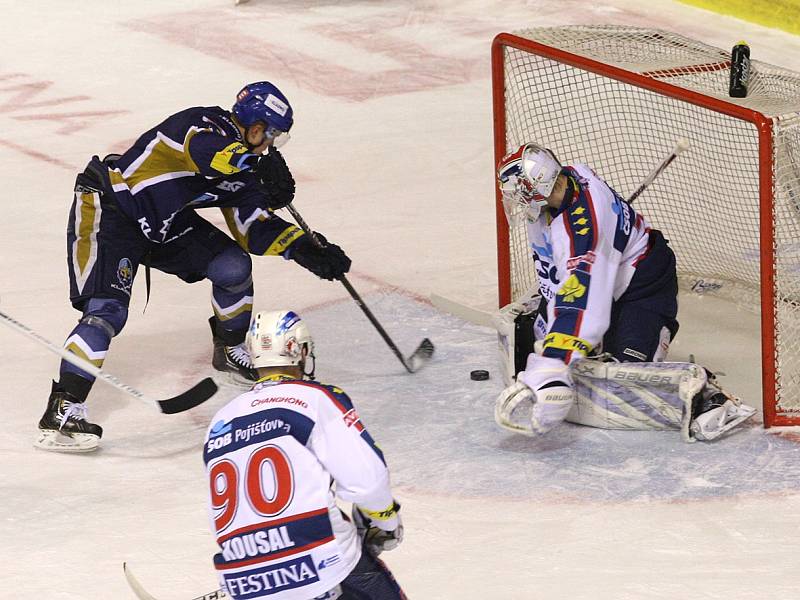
top-left (612, 370), bottom-right (683, 389)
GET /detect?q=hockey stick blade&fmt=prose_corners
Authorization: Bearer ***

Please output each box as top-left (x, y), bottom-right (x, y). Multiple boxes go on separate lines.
top-left (0, 308), bottom-right (218, 414)
top-left (123, 563), bottom-right (158, 600)
top-left (123, 563), bottom-right (227, 600)
top-left (283, 203), bottom-right (435, 374)
top-left (405, 337), bottom-right (435, 372)
top-left (156, 377), bottom-right (218, 414)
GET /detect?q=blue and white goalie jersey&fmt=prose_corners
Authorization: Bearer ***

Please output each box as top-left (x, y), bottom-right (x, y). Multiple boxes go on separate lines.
top-left (203, 376), bottom-right (396, 600)
top-left (529, 164), bottom-right (653, 363)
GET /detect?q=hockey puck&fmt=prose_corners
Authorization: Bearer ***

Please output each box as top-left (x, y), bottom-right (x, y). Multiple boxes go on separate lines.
top-left (470, 369), bottom-right (490, 381)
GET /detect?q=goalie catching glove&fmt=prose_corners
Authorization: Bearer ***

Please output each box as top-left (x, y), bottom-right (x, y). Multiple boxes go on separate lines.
top-left (495, 355), bottom-right (575, 436)
top-left (256, 147), bottom-right (295, 210)
top-left (352, 501), bottom-right (404, 556)
top-left (288, 232), bottom-right (351, 280)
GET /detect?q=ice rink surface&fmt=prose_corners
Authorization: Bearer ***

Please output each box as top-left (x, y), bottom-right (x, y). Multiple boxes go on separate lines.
top-left (1, 1), bottom-right (799, 598)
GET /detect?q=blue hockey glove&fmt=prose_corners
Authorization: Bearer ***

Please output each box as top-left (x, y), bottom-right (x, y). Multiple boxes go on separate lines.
top-left (289, 233), bottom-right (351, 280)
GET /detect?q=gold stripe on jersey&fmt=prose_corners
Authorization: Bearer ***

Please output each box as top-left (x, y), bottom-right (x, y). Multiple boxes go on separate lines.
top-left (111, 127), bottom-right (212, 195)
top-left (542, 332), bottom-right (592, 356)
top-left (222, 207), bottom-right (250, 249)
top-left (210, 141), bottom-right (250, 175)
top-left (212, 296), bottom-right (254, 322)
top-left (71, 190), bottom-right (101, 294)
top-left (213, 303), bottom-right (253, 321)
top-left (264, 226), bottom-right (304, 256)
top-left (222, 207), bottom-right (271, 251)
top-left (65, 340), bottom-right (105, 368)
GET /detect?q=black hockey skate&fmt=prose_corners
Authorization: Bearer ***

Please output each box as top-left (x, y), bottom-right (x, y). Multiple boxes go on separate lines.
top-left (209, 317), bottom-right (258, 386)
top-left (35, 383), bottom-right (103, 453)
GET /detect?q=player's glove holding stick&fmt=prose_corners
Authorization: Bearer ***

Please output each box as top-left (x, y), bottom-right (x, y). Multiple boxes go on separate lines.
top-left (256, 146), bottom-right (296, 210)
top-left (352, 501), bottom-right (404, 556)
top-left (289, 232), bottom-right (352, 281)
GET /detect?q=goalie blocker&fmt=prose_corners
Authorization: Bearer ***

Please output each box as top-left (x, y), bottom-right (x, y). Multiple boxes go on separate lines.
top-left (493, 295), bottom-right (756, 442)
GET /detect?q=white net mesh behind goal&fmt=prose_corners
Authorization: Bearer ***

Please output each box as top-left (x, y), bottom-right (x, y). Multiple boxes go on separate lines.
top-left (494, 26), bottom-right (800, 426)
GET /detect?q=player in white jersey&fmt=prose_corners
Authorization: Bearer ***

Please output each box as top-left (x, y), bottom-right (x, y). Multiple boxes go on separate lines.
top-left (493, 143), bottom-right (755, 441)
top-left (203, 310), bottom-right (406, 600)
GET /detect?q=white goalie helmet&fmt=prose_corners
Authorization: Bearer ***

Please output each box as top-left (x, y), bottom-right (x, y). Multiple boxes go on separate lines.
top-left (246, 310), bottom-right (315, 374)
top-left (497, 142), bottom-right (562, 225)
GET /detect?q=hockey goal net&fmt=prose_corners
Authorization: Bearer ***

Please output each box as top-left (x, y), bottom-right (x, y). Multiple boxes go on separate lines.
top-left (492, 26), bottom-right (800, 428)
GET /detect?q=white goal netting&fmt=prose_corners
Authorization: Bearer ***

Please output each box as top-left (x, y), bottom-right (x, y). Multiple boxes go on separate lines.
top-left (494, 26), bottom-right (800, 425)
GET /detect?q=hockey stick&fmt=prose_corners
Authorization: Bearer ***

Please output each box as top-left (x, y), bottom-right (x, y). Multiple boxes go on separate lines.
top-left (627, 138), bottom-right (690, 203)
top-left (429, 293), bottom-right (495, 328)
top-left (123, 563), bottom-right (226, 600)
top-left (284, 203), bottom-right (434, 373)
top-left (0, 309), bottom-right (217, 414)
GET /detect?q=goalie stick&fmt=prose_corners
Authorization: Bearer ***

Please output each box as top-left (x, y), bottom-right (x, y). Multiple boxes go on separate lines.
top-left (429, 293), bottom-right (494, 328)
top-left (0, 309), bottom-right (217, 414)
top-left (436, 140), bottom-right (693, 329)
top-left (627, 138), bottom-right (690, 203)
top-left (123, 563), bottom-right (226, 600)
top-left (284, 203), bottom-right (435, 373)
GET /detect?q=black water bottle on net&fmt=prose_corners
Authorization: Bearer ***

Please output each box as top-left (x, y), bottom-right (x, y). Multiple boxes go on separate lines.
top-left (729, 40), bottom-right (750, 98)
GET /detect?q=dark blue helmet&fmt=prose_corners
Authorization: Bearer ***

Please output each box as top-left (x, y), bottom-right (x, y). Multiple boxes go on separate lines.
top-left (232, 82), bottom-right (293, 133)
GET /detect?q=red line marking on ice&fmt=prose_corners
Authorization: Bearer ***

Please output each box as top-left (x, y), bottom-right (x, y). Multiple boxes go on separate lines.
top-left (126, 9), bottom-right (485, 101)
top-left (0, 138), bottom-right (74, 170)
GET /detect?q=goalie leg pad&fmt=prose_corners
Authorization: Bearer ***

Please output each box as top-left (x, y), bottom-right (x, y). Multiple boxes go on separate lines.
top-left (492, 290), bottom-right (546, 386)
top-left (568, 359), bottom-right (706, 441)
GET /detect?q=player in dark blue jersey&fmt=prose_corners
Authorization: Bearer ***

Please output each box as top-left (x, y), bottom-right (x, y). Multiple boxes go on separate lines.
top-left (36, 82), bottom-right (351, 453)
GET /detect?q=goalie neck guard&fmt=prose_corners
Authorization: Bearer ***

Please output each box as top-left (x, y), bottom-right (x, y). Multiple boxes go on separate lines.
top-left (246, 310), bottom-right (315, 377)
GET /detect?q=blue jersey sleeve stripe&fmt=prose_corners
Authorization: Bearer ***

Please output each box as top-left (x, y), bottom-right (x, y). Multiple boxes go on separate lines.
top-left (292, 381), bottom-right (386, 463)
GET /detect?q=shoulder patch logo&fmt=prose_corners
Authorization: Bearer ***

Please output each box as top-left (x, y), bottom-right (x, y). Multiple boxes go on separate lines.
top-left (343, 408), bottom-right (361, 428)
top-left (557, 274), bottom-right (587, 303)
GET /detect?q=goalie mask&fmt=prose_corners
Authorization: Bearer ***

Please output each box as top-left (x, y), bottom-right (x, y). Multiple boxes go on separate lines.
top-left (246, 310), bottom-right (315, 378)
top-left (497, 143), bottom-right (562, 225)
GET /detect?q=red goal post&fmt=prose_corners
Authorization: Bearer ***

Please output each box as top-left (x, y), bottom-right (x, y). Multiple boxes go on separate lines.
top-left (491, 26), bottom-right (800, 428)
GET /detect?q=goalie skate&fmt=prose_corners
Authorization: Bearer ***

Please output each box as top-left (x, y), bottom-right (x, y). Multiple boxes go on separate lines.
top-left (690, 398), bottom-right (756, 441)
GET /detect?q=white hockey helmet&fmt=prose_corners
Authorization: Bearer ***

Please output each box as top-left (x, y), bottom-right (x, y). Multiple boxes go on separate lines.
top-left (497, 143), bottom-right (562, 224)
top-left (246, 310), bottom-right (315, 375)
